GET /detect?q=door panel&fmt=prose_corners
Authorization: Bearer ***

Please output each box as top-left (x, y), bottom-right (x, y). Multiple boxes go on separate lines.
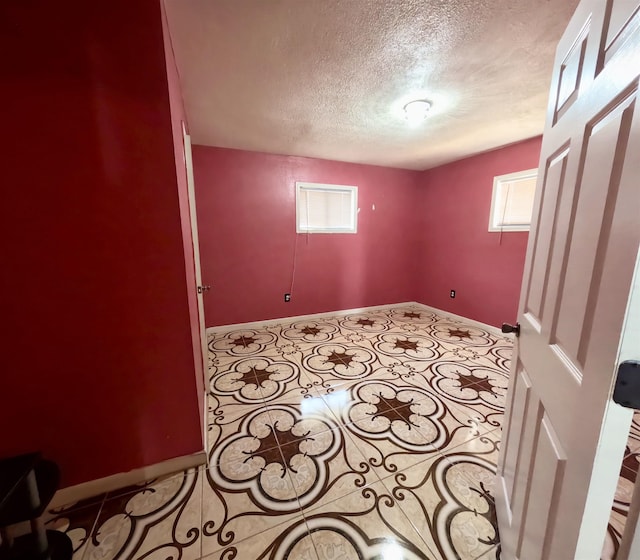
top-left (554, 93), bottom-right (635, 365)
top-left (517, 416), bottom-right (566, 560)
top-left (501, 367), bottom-right (532, 511)
top-left (554, 21), bottom-right (590, 123)
top-left (525, 147), bottom-right (570, 323)
top-left (606, 0), bottom-right (639, 43)
top-left (495, 0), bottom-right (640, 557)
top-left (602, 0), bottom-right (640, 64)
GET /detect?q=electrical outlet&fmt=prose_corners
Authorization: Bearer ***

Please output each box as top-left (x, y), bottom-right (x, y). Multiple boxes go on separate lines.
top-left (284, 293), bottom-right (291, 302)
top-left (450, 289), bottom-right (456, 299)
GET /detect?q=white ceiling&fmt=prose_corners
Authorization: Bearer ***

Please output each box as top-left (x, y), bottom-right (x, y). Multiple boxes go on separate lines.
top-left (164, 0), bottom-right (579, 171)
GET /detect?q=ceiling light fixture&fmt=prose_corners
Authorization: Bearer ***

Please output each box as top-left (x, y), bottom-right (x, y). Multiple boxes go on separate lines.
top-left (403, 99), bottom-right (432, 124)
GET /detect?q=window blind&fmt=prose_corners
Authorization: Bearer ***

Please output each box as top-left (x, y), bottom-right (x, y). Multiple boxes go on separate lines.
top-left (296, 183), bottom-right (357, 233)
top-left (496, 176), bottom-right (537, 226)
top-left (489, 169), bottom-right (537, 232)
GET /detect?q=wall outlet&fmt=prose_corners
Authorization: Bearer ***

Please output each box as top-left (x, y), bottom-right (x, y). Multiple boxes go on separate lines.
top-left (284, 293), bottom-right (291, 302)
top-left (450, 289), bottom-right (456, 299)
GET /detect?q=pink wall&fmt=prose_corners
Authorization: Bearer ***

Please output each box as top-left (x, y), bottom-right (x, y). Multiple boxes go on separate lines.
top-left (192, 147), bottom-right (422, 326)
top-left (193, 139), bottom-right (541, 329)
top-left (1, 0), bottom-right (202, 486)
top-left (416, 137), bottom-right (542, 327)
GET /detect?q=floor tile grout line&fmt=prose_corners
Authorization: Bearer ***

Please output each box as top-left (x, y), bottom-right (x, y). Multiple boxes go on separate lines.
top-left (197, 466), bottom-right (205, 560)
top-left (472, 544), bottom-right (499, 559)
top-left (201, 456), bottom-right (306, 556)
top-left (309, 380), bottom-right (469, 446)
top-left (303, 520), bottom-right (322, 560)
top-left (354, 381), bottom-right (501, 444)
top-left (200, 511), bottom-right (308, 558)
top-left (375, 447), bottom-right (501, 559)
top-left (385, 481), bottom-right (449, 560)
top-left (436, 392), bottom-right (505, 436)
top-left (292, 424), bottom-right (387, 516)
top-left (77, 491), bottom-right (107, 560)
top-left (298, 462), bottom-right (444, 560)
top-left (270, 436), bottom-right (307, 514)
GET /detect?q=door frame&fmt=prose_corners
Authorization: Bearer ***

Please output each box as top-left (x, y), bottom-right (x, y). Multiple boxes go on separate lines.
top-left (182, 122), bottom-right (209, 450)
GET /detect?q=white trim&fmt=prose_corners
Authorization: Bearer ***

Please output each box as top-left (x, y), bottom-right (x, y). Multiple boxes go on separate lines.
top-left (182, 124), bottom-right (208, 452)
top-left (488, 167), bottom-right (538, 232)
top-left (206, 302), bottom-right (415, 334)
top-left (203, 392), bottom-right (208, 450)
top-left (50, 451), bottom-right (206, 509)
top-left (206, 301), bottom-right (508, 339)
top-left (412, 303), bottom-right (508, 338)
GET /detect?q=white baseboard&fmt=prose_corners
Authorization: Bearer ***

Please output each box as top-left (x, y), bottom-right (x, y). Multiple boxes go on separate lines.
top-left (51, 450), bottom-right (207, 509)
top-left (206, 302), bottom-right (417, 334)
top-left (412, 302), bottom-right (508, 338)
top-left (206, 301), bottom-right (509, 339)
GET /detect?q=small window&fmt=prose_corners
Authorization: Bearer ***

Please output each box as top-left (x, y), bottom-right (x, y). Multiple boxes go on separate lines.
top-left (296, 182), bottom-right (358, 234)
top-left (489, 169), bottom-right (538, 232)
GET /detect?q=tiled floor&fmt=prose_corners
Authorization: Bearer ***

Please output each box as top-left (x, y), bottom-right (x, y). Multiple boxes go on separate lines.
top-left (602, 413), bottom-right (640, 560)
top-left (45, 305), bottom-right (639, 559)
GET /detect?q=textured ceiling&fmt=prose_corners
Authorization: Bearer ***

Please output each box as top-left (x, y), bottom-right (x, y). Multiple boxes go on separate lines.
top-left (164, 0), bottom-right (579, 170)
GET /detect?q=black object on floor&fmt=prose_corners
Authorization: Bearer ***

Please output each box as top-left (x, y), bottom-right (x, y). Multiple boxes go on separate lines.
top-left (0, 453), bottom-right (72, 560)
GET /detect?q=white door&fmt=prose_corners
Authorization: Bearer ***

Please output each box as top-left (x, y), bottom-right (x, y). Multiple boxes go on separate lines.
top-left (183, 124), bottom-right (209, 423)
top-left (495, 0), bottom-right (640, 558)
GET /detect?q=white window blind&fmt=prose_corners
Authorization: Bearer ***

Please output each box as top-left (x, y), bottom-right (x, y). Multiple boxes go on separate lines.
top-left (489, 169), bottom-right (538, 232)
top-left (296, 182), bottom-right (358, 233)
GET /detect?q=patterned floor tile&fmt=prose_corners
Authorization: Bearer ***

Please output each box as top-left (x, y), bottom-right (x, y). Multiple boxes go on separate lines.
top-left (283, 426), bottom-right (379, 510)
top-left (439, 432), bottom-right (502, 499)
top-left (201, 513), bottom-right (318, 560)
top-left (45, 496), bottom-right (105, 559)
top-left (264, 397), bottom-right (343, 446)
top-left (201, 459), bottom-right (303, 557)
top-left (303, 480), bottom-right (438, 559)
top-left (429, 386), bottom-right (505, 437)
top-left (626, 412), bottom-right (640, 454)
top-left (278, 319), bottom-right (343, 348)
top-left (207, 395), bottom-right (269, 459)
top-left (602, 509), bottom-right (626, 560)
top-left (601, 446), bottom-right (640, 559)
top-left (475, 546), bottom-right (501, 559)
top-left (83, 469), bottom-right (202, 560)
top-left (378, 444), bottom-right (500, 560)
top-left (209, 329), bottom-right (280, 358)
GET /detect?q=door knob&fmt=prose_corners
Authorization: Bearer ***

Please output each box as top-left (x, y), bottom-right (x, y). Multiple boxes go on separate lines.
top-left (197, 285), bottom-right (211, 294)
top-left (501, 322), bottom-right (520, 337)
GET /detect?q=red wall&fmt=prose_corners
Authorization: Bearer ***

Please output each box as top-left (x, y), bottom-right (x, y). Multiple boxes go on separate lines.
top-left (416, 137), bottom-right (542, 327)
top-left (1, 0), bottom-right (202, 486)
top-left (192, 147), bottom-right (422, 326)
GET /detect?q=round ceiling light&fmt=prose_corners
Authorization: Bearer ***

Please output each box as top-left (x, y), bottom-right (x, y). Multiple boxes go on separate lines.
top-left (403, 99), bottom-right (432, 123)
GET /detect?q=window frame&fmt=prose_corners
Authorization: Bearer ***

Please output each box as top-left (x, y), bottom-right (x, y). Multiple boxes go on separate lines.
top-left (488, 168), bottom-right (538, 232)
top-left (295, 182), bottom-right (358, 234)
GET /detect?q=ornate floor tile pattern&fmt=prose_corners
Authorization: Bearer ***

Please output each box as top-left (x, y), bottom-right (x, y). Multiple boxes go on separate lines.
top-left (47, 305), bottom-right (639, 559)
top-left (602, 411), bottom-right (640, 560)
top-left (47, 470), bottom-right (203, 560)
